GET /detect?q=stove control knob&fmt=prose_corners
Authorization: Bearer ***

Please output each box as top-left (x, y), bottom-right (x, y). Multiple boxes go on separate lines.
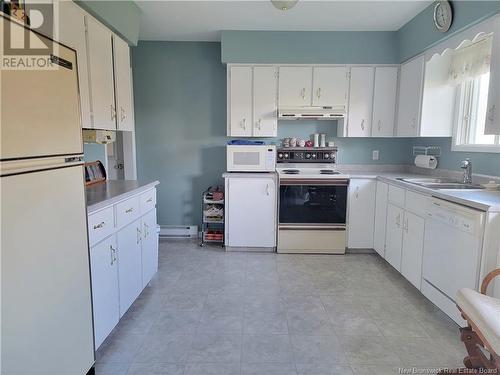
top-left (284, 153), bottom-right (289, 159)
top-left (312, 153), bottom-right (317, 159)
top-left (278, 153), bottom-right (283, 159)
top-left (330, 153), bottom-right (336, 160)
top-left (305, 153), bottom-right (311, 159)
top-left (324, 153), bottom-right (330, 159)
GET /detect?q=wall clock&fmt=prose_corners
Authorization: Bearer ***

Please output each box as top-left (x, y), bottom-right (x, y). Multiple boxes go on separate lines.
top-left (433, 1), bottom-right (453, 33)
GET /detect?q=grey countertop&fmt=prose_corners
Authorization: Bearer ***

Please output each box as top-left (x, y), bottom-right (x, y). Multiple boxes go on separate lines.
top-left (345, 171), bottom-right (500, 213)
top-left (86, 180), bottom-right (160, 214)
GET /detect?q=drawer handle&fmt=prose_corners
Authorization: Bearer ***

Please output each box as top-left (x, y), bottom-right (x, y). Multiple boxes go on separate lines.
top-left (137, 227), bottom-right (141, 244)
top-left (110, 245), bottom-right (117, 265)
top-left (146, 198), bottom-right (153, 203)
top-left (93, 221), bottom-right (106, 230)
top-left (125, 208), bottom-right (134, 213)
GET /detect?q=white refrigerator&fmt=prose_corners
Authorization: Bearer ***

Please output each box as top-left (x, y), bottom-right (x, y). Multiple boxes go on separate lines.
top-left (1, 17), bottom-right (95, 374)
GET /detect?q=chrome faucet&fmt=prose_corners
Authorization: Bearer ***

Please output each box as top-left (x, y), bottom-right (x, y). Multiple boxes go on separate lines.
top-left (461, 158), bottom-right (473, 184)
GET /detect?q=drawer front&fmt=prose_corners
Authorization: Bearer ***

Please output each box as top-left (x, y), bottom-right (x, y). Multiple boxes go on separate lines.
top-left (115, 196), bottom-right (141, 228)
top-left (140, 188), bottom-right (156, 214)
top-left (88, 206), bottom-right (115, 246)
top-left (388, 184), bottom-right (406, 207)
top-left (405, 190), bottom-right (428, 217)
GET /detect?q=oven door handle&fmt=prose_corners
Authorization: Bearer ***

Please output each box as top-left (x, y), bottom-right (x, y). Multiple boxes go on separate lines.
top-left (279, 179), bottom-right (349, 186)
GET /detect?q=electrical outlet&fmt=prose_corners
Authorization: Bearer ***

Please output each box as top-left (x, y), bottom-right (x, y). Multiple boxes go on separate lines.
top-left (372, 150), bottom-right (379, 160)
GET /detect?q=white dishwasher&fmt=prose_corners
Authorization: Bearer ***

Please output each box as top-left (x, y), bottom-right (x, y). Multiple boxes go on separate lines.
top-left (421, 197), bottom-right (485, 325)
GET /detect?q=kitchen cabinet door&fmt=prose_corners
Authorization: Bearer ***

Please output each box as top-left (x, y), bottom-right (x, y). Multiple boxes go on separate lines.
top-left (373, 181), bottom-right (388, 257)
top-left (141, 208), bottom-right (159, 288)
top-left (347, 67), bottom-right (374, 137)
top-left (56, 1), bottom-right (92, 129)
top-left (385, 203), bottom-right (404, 271)
top-left (228, 66), bottom-right (252, 137)
top-left (278, 67), bottom-right (313, 107)
top-left (401, 211), bottom-right (425, 289)
top-left (372, 67), bottom-right (398, 137)
top-left (312, 66), bottom-right (348, 107)
top-left (226, 177), bottom-right (277, 248)
top-left (117, 219), bottom-right (143, 316)
top-left (396, 55), bottom-right (425, 137)
top-left (90, 235), bottom-right (119, 348)
top-left (113, 36), bottom-right (135, 131)
top-left (87, 17), bottom-right (116, 130)
top-left (347, 179), bottom-right (376, 248)
top-left (253, 66), bottom-right (278, 137)
top-left (485, 16), bottom-right (500, 135)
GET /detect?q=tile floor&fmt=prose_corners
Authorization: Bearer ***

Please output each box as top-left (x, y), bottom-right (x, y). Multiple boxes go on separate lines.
top-left (95, 239), bottom-right (467, 375)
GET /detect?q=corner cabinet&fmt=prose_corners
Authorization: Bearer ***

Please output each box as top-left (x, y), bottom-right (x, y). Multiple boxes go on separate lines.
top-left (396, 55), bottom-right (425, 137)
top-left (224, 174), bottom-right (277, 249)
top-left (485, 16), bottom-right (500, 135)
top-left (227, 66), bottom-right (277, 137)
top-left (87, 186), bottom-right (159, 348)
top-left (347, 179), bottom-right (376, 249)
top-left (86, 17), bottom-right (116, 130)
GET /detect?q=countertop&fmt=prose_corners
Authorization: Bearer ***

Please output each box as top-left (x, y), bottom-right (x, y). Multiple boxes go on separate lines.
top-left (86, 180), bottom-right (160, 214)
top-left (346, 171), bottom-right (500, 213)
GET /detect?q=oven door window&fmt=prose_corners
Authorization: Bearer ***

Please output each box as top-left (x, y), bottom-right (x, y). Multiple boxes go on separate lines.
top-left (279, 184), bottom-right (347, 225)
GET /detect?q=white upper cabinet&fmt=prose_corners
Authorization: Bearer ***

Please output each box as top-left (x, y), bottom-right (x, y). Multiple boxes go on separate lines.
top-left (113, 36), bottom-right (135, 132)
top-left (228, 66), bottom-right (253, 137)
top-left (87, 17), bottom-right (116, 130)
top-left (372, 67), bottom-right (398, 137)
top-left (253, 66), bottom-right (278, 137)
top-left (312, 67), bottom-right (348, 107)
top-left (347, 67), bottom-right (374, 137)
top-left (56, 1), bottom-right (92, 129)
top-left (278, 67), bottom-right (313, 107)
top-left (396, 55), bottom-right (425, 137)
top-left (486, 16), bottom-right (500, 135)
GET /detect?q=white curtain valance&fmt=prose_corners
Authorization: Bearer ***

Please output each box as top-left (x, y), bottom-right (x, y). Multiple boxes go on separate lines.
top-left (449, 35), bottom-right (493, 85)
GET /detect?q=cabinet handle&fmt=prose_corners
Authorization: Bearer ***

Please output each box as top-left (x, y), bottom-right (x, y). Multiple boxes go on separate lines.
top-left (146, 197), bottom-right (153, 203)
top-left (360, 119), bottom-right (365, 131)
top-left (137, 228), bottom-right (141, 244)
top-left (144, 222), bottom-right (149, 238)
top-left (404, 218), bottom-right (409, 233)
top-left (256, 118), bottom-right (262, 130)
top-left (241, 118), bottom-right (246, 130)
top-left (378, 120), bottom-right (382, 132)
top-left (301, 88), bottom-right (306, 99)
top-left (120, 107), bottom-right (126, 122)
top-left (110, 245), bottom-right (117, 265)
top-left (488, 105), bottom-right (495, 122)
top-left (355, 186), bottom-right (359, 199)
top-left (93, 221), bottom-right (106, 230)
top-left (411, 118), bottom-right (416, 128)
top-left (265, 183), bottom-right (270, 196)
top-left (125, 207), bottom-right (134, 214)
top-left (396, 213), bottom-right (401, 227)
top-left (111, 105), bottom-right (117, 121)
top-left (317, 88), bottom-right (321, 99)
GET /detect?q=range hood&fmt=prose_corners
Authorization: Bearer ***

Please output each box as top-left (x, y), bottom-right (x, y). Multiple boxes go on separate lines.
top-left (278, 106), bottom-right (345, 120)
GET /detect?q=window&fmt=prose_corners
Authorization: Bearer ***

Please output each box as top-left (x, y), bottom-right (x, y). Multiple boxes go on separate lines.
top-left (451, 35), bottom-right (500, 152)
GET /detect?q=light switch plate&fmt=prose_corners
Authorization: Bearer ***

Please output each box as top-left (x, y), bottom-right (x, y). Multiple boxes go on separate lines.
top-left (372, 150), bottom-right (379, 160)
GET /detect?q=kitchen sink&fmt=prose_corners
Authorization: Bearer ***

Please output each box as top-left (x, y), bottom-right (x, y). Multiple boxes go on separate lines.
top-left (397, 178), bottom-right (485, 190)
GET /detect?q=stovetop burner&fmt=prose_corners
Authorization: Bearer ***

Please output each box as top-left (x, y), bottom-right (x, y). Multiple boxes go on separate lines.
top-left (320, 170), bottom-right (341, 175)
top-left (282, 169), bottom-right (300, 175)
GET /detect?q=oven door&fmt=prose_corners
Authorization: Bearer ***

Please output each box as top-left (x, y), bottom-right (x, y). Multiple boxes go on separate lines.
top-left (279, 179), bottom-right (348, 227)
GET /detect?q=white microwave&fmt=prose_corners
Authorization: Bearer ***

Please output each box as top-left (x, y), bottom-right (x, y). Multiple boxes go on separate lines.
top-left (226, 145), bottom-right (276, 172)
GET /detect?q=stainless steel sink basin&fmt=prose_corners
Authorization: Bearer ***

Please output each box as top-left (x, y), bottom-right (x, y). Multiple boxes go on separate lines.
top-left (397, 178), bottom-right (485, 190)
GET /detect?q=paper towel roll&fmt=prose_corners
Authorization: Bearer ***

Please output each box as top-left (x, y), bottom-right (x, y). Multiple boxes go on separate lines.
top-left (415, 155), bottom-right (438, 169)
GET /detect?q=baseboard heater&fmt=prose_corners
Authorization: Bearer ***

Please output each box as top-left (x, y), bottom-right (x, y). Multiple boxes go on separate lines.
top-left (159, 225), bottom-right (198, 238)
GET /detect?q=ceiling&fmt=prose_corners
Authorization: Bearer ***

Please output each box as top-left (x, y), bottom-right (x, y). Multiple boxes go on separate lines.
top-left (136, 0), bottom-right (432, 41)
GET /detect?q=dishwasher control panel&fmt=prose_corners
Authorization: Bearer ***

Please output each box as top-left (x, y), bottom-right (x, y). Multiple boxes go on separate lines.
top-left (426, 198), bottom-right (483, 235)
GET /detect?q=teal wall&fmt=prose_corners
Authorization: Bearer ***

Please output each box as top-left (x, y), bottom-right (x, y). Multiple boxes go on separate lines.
top-left (83, 143), bottom-right (106, 163)
top-left (221, 30), bottom-right (398, 64)
top-left (132, 42), bottom-right (227, 226)
top-left (76, 1), bottom-right (141, 45)
top-left (397, 1), bottom-right (500, 62)
top-left (411, 138), bottom-right (500, 177)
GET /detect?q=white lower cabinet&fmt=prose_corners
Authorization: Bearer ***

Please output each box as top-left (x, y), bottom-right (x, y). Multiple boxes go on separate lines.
top-left (117, 219), bottom-right (143, 317)
top-left (401, 211), bottom-right (425, 289)
top-left (385, 203), bottom-right (404, 271)
top-left (90, 235), bottom-right (119, 348)
top-left (373, 181), bottom-right (388, 256)
top-left (141, 208), bottom-right (159, 287)
top-left (225, 175), bottom-right (277, 248)
top-left (88, 187), bottom-right (158, 348)
top-left (347, 179), bottom-right (376, 249)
